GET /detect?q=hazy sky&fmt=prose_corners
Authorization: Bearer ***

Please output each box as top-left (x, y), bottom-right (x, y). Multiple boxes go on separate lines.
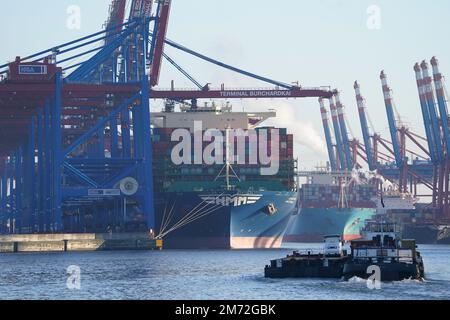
top-left (1, 0), bottom-right (450, 168)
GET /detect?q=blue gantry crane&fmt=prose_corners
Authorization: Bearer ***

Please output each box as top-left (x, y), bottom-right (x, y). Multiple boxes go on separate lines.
top-left (354, 81), bottom-right (375, 171)
top-left (380, 71), bottom-right (404, 170)
top-left (328, 95), bottom-right (347, 171)
top-left (3, 0), bottom-right (447, 235)
top-left (334, 92), bottom-right (354, 171)
top-left (430, 57), bottom-right (450, 217)
top-left (318, 66), bottom-right (439, 209)
top-left (0, 0), bottom-right (334, 235)
top-left (319, 98), bottom-right (338, 171)
top-left (0, 0), bottom-right (164, 234)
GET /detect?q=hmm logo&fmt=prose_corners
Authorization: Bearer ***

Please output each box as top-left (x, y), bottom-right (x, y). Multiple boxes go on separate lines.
top-left (200, 194), bottom-right (262, 207)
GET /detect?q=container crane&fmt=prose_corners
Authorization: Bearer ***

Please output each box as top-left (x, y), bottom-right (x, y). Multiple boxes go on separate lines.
top-left (416, 61), bottom-right (445, 214)
top-left (319, 98), bottom-right (338, 171)
top-left (102, 0), bottom-right (127, 81)
top-left (129, 0), bottom-right (153, 19)
top-left (149, 0), bottom-right (171, 87)
top-left (334, 92), bottom-right (354, 170)
top-left (354, 81), bottom-right (376, 171)
top-left (431, 57), bottom-right (450, 156)
top-left (349, 75), bottom-right (433, 196)
top-left (414, 63), bottom-right (438, 163)
top-left (430, 57), bottom-right (450, 219)
top-left (0, 0), bottom-right (334, 235)
top-left (150, 35), bottom-right (333, 100)
top-left (380, 71), bottom-right (410, 191)
top-left (421, 61), bottom-right (444, 163)
top-left (380, 71), bottom-right (403, 167)
top-left (328, 96), bottom-right (346, 171)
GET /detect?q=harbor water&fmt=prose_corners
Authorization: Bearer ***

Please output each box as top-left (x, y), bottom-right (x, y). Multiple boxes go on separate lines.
top-left (0, 244), bottom-right (449, 300)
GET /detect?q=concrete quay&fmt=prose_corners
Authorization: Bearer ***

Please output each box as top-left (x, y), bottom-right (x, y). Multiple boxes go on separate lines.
top-left (0, 233), bottom-right (163, 253)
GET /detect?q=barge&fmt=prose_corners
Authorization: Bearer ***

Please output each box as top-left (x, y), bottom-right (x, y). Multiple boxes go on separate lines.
top-left (265, 235), bottom-right (349, 278)
top-left (265, 221), bottom-right (425, 281)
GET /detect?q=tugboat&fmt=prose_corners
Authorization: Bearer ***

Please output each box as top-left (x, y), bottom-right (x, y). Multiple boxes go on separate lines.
top-left (343, 221), bottom-right (425, 281)
top-left (265, 221), bottom-right (425, 281)
top-left (264, 235), bottom-right (350, 278)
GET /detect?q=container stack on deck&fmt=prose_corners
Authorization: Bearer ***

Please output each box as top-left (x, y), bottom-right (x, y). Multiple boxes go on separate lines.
top-left (300, 184), bottom-right (377, 209)
top-left (152, 126), bottom-right (297, 193)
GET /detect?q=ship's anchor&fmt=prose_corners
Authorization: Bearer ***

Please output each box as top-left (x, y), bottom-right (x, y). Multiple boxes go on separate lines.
top-left (266, 203), bottom-right (278, 216)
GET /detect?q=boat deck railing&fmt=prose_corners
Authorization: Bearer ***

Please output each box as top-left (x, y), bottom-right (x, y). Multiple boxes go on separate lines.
top-left (290, 249), bottom-right (330, 257)
top-left (352, 257), bottom-right (415, 264)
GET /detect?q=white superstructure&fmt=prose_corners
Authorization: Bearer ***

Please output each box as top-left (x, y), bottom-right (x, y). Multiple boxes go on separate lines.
top-left (373, 190), bottom-right (418, 211)
top-left (151, 103), bottom-right (276, 131)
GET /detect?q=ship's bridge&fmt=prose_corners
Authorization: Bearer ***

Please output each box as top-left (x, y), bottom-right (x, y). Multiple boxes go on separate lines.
top-left (151, 105), bottom-right (276, 131)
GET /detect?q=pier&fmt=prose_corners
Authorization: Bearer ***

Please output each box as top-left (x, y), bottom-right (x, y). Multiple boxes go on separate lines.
top-left (0, 233), bottom-right (162, 253)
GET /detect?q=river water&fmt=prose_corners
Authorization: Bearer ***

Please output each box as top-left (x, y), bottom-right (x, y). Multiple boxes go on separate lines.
top-left (0, 244), bottom-right (449, 300)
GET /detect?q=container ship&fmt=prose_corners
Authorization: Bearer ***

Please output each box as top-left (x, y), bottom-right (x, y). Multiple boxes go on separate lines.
top-left (403, 221), bottom-right (450, 244)
top-left (373, 193), bottom-right (450, 244)
top-left (284, 169), bottom-right (378, 243)
top-left (398, 204), bottom-right (450, 244)
top-left (150, 102), bottom-right (298, 249)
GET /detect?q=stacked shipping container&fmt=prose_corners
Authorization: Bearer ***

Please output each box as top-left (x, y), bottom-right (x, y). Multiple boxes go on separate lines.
top-left (152, 127), bottom-right (297, 193)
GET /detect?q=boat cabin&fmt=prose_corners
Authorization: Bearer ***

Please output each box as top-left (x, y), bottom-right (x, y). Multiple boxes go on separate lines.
top-left (350, 221), bottom-right (418, 263)
top-left (323, 235), bottom-right (344, 257)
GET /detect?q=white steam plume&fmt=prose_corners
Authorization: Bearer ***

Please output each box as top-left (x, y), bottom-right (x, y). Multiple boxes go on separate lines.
top-left (262, 102), bottom-right (328, 157)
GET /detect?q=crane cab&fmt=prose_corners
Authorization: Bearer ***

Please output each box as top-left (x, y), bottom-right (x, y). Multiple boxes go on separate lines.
top-left (7, 56), bottom-right (61, 83)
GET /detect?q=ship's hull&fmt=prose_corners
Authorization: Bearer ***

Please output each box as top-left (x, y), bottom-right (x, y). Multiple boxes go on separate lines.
top-left (154, 191), bottom-right (297, 249)
top-left (284, 207), bottom-right (377, 243)
top-left (436, 226), bottom-right (450, 244)
top-left (402, 224), bottom-right (439, 244)
top-left (403, 224), bottom-right (450, 244)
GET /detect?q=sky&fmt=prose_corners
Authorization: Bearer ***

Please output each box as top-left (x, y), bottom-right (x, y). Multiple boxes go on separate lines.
top-left (1, 0), bottom-right (450, 169)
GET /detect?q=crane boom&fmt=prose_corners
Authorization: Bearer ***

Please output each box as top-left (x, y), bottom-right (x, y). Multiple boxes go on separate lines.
top-left (354, 81), bottom-right (375, 170)
top-left (129, 0), bottom-right (153, 19)
top-left (102, 0), bottom-right (127, 82)
top-left (380, 71), bottom-right (403, 167)
top-left (329, 96), bottom-right (346, 171)
top-left (319, 98), bottom-right (338, 170)
top-left (334, 92), bottom-right (353, 170)
top-left (431, 57), bottom-right (450, 156)
top-left (150, 0), bottom-right (172, 87)
top-left (150, 87), bottom-right (333, 100)
top-left (421, 61), bottom-right (444, 163)
top-left (105, 0), bottom-right (127, 42)
top-left (415, 63), bottom-right (437, 163)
